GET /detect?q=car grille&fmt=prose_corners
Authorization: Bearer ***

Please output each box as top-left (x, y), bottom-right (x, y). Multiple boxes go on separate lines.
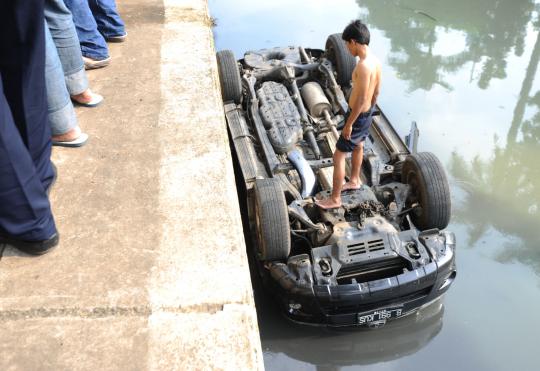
top-left (336, 257), bottom-right (406, 284)
top-left (347, 238), bottom-right (385, 256)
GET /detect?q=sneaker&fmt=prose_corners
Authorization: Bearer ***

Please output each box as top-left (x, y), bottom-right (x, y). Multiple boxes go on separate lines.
top-left (106, 32), bottom-right (127, 43)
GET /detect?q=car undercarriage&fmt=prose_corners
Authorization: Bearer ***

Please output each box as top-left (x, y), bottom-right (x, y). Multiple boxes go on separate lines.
top-left (217, 34), bottom-right (456, 327)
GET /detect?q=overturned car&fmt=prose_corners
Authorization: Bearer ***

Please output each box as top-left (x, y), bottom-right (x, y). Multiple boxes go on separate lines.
top-left (216, 34), bottom-right (456, 327)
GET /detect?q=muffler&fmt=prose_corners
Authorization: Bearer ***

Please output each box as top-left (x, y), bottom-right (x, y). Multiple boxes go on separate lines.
top-left (301, 82), bottom-right (340, 139)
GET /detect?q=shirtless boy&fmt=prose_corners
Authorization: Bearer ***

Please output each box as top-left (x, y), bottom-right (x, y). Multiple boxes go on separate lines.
top-left (316, 20), bottom-right (381, 209)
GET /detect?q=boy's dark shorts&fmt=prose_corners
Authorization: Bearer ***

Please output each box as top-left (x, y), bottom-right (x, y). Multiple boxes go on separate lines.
top-left (336, 108), bottom-right (375, 152)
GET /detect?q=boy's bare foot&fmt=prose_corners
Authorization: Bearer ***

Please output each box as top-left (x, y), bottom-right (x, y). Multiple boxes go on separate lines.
top-left (315, 198), bottom-right (342, 210)
top-left (342, 181), bottom-right (362, 191)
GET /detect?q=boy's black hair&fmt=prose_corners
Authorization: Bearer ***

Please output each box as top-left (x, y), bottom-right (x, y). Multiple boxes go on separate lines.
top-left (342, 20), bottom-right (370, 45)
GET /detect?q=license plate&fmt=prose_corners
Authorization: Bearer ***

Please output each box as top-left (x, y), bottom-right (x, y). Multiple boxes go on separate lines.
top-left (357, 306), bottom-right (404, 325)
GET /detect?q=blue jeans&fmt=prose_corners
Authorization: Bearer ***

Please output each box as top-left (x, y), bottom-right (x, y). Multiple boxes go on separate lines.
top-left (89, 0), bottom-right (126, 38)
top-left (45, 0), bottom-right (88, 95)
top-left (63, 0), bottom-right (125, 60)
top-left (45, 23), bottom-right (78, 136)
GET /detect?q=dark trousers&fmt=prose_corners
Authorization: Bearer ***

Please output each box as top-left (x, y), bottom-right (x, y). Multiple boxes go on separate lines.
top-left (0, 0), bottom-right (57, 241)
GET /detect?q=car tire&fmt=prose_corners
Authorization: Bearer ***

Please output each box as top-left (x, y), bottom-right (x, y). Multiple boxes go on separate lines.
top-left (325, 33), bottom-right (356, 88)
top-left (402, 152), bottom-right (451, 230)
top-left (254, 178), bottom-right (291, 261)
top-left (216, 50), bottom-right (242, 104)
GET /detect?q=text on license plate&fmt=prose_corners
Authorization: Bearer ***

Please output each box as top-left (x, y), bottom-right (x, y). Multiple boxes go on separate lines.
top-left (358, 307), bottom-right (404, 324)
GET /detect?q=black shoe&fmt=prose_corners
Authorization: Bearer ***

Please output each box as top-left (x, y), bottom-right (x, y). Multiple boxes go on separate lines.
top-left (106, 32), bottom-right (127, 43)
top-left (0, 233), bottom-right (59, 256)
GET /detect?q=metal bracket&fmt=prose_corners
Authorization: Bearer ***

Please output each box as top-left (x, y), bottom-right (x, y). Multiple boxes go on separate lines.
top-left (288, 200), bottom-right (326, 231)
top-left (405, 121), bottom-right (419, 154)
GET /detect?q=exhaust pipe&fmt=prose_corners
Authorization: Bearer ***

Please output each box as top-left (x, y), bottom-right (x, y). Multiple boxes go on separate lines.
top-left (287, 149), bottom-right (316, 198)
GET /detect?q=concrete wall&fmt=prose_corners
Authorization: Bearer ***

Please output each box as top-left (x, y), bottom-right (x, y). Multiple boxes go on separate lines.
top-left (150, 0), bottom-right (264, 369)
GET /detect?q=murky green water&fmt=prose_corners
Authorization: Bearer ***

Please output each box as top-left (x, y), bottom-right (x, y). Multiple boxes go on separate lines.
top-left (210, 1), bottom-right (540, 369)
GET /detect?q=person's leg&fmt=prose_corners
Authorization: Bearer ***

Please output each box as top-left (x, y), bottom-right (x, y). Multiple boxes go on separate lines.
top-left (44, 23), bottom-right (82, 143)
top-left (88, 0), bottom-right (126, 39)
top-left (45, 0), bottom-right (103, 106)
top-left (0, 80), bottom-right (57, 244)
top-left (45, 0), bottom-right (88, 95)
top-left (331, 150), bottom-right (348, 200)
top-left (345, 141), bottom-right (364, 188)
top-left (0, 0), bottom-right (58, 248)
top-left (316, 149), bottom-right (348, 209)
top-left (342, 113), bottom-right (372, 191)
top-left (62, 0), bottom-right (109, 61)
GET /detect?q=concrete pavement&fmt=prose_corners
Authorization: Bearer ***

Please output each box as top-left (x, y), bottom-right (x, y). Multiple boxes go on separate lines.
top-left (0, 0), bottom-right (264, 369)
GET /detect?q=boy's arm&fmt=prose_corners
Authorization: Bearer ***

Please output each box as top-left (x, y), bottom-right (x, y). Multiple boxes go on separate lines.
top-left (343, 65), bottom-right (370, 140)
top-left (371, 71), bottom-right (380, 107)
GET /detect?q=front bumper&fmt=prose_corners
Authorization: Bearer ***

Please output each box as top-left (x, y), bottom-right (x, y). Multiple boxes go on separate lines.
top-left (266, 239), bottom-right (456, 327)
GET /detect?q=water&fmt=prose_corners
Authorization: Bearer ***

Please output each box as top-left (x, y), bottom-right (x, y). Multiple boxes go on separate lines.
top-left (210, 1), bottom-right (540, 369)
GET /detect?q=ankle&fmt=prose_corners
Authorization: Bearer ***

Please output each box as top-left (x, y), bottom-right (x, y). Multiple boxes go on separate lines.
top-left (52, 126), bottom-right (81, 141)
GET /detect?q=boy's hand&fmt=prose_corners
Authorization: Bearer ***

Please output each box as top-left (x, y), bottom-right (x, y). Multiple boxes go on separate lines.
top-left (342, 124), bottom-right (352, 140)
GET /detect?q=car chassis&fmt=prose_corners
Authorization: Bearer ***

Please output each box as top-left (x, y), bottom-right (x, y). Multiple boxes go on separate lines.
top-left (217, 34), bottom-right (457, 327)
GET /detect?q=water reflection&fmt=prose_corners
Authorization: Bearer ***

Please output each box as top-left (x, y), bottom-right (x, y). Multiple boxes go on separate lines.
top-left (258, 293), bottom-right (444, 371)
top-left (449, 30), bottom-right (540, 270)
top-left (357, 0), bottom-right (538, 91)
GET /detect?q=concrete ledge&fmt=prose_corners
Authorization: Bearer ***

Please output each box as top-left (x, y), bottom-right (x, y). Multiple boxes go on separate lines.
top-left (0, 0), bottom-right (263, 369)
top-left (151, 0), bottom-right (263, 368)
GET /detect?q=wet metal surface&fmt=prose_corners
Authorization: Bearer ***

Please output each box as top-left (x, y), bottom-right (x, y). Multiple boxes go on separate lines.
top-left (210, 0), bottom-right (540, 369)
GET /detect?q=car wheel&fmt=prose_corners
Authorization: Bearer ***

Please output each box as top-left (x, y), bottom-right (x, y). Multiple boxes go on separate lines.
top-left (402, 152), bottom-right (451, 230)
top-left (325, 33), bottom-right (356, 88)
top-left (216, 50), bottom-right (242, 104)
top-left (254, 178), bottom-right (291, 261)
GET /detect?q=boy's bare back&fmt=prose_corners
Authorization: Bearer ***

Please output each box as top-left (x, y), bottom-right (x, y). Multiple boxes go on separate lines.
top-left (349, 54), bottom-right (381, 115)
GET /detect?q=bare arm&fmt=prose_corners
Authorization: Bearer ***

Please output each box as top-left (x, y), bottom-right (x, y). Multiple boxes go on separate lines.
top-left (371, 71), bottom-right (380, 107)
